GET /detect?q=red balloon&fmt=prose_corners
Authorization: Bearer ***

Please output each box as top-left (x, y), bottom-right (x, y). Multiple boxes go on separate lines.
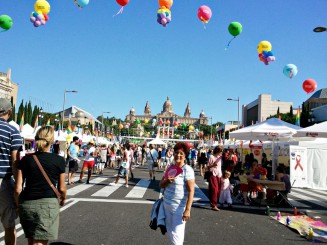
top-left (302, 79), bottom-right (317, 93)
top-left (197, 5), bottom-right (212, 23)
top-left (116, 0), bottom-right (129, 6)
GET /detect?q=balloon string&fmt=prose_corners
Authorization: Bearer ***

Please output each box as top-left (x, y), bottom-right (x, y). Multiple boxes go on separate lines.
top-left (225, 36), bottom-right (236, 50)
top-left (202, 22), bottom-right (206, 30)
top-left (113, 7), bottom-right (124, 17)
top-left (290, 70), bottom-right (293, 79)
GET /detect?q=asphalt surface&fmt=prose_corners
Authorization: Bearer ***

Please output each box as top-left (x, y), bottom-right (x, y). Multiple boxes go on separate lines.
top-left (1, 163), bottom-right (326, 245)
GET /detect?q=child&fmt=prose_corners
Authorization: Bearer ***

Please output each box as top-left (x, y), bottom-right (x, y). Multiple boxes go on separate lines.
top-left (238, 170), bottom-right (250, 205)
top-left (219, 170), bottom-right (233, 208)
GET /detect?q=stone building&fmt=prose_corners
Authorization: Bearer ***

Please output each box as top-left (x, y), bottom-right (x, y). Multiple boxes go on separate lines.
top-left (0, 69), bottom-right (19, 105)
top-left (125, 96), bottom-right (208, 126)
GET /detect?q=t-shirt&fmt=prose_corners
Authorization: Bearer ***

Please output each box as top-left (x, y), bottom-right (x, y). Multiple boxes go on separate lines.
top-left (85, 146), bottom-right (95, 161)
top-left (163, 164), bottom-right (194, 211)
top-left (0, 118), bottom-right (23, 178)
top-left (68, 143), bottom-right (78, 160)
top-left (191, 149), bottom-right (197, 159)
top-left (147, 149), bottom-right (158, 163)
top-left (18, 152), bottom-right (65, 200)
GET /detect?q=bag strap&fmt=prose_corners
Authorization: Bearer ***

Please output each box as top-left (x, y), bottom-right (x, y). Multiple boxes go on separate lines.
top-left (149, 150), bottom-right (155, 162)
top-left (32, 155), bottom-right (61, 199)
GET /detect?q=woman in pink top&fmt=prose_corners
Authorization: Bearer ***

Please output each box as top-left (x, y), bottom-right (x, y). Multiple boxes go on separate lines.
top-left (207, 145), bottom-right (223, 211)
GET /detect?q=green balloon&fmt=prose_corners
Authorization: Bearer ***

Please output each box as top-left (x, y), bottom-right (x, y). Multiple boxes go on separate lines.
top-left (228, 22), bottom-right (242, 37)
top-left (0, 15), bottom-right (13, 30)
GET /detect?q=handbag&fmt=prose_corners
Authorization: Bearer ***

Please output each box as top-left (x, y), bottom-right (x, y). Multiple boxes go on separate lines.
top-left (32, 155), bottom-right (62, 204)
top-left (149, 150), bottom-right (159, 168)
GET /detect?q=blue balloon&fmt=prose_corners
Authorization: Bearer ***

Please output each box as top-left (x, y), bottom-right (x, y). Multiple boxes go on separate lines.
top-left (283, 64), bottom-right (298, 79)
top-left (76, 0), bottom-right (89, 8)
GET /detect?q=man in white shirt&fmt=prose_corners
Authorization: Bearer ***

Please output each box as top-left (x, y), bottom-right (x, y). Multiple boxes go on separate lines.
top-left (147, 144), bottom-right (158, 181)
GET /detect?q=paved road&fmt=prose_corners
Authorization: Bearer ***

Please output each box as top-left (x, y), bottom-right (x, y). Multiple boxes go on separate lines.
top-left (1, 164), bottom-right (326, 244)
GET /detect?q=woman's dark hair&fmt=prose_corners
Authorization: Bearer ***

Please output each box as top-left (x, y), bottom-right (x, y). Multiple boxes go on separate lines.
top-left (173, 142), bottom-right (190, 156)
top-left (213, 145), bottom-right (224, 154)
top-left (262, 153), bottom-right (267, 158)
top-left (276, 166), bottom-right (285, 174)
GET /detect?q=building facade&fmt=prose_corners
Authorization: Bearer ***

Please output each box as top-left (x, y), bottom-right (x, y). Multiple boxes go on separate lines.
top-left (125, 97), bottom-right (209, 126)
top-left (242, 94), bottom-right (295, 126)
top-left (305, 88), bottom-right (327, 124)
top-left (0, 69), bottom-right (18, 105)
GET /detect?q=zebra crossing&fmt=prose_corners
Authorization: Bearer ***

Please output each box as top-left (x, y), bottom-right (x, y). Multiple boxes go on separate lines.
top-left (66, 176), bottom-right (210, 202)
top-left (65, 175), bottom-right (327, 210)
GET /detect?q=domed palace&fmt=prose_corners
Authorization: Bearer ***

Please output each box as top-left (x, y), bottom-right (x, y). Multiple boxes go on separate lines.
top-left (125, 96), bottom-right (208, 126)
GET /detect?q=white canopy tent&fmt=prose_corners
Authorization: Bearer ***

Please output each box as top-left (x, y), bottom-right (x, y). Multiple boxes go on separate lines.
top-left (9, 120), bottom-right (19, 131)
top-left (147, 136), bottom-right (167, 147)
top-left (293, 121), bottom-right (327, 138)
top-left (230, 118), bottom-right (301, 176)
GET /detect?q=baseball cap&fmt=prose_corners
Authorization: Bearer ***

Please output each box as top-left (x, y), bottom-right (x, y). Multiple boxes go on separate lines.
top-left (73, 136), bottom-right (79, 141)
top-left (0, 98), bottom-right (12, 114)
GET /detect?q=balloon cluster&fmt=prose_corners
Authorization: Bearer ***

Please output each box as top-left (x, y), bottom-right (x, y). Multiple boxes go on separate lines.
top-left (30, 0), bottom-right (50, 28)
top-left (74, 0), bottom-right (90, 8)
top-left (0, 15), bottom-right (13, 31)
top-left (257, 41), bottom-right (275, 65)
top-left (157, 0), bottom-right (173, 27)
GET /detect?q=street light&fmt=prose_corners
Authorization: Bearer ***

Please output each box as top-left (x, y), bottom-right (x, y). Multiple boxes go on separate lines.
top-left (61, 89), bottom-right (78, 130)
top-left (227, 97), bottom-right (240, 128)
top-left (101, 111), bottom-right (111, 131)
top-left (209, 116), bottom-right (213, 139)
top-left (313, 26), bottom-right (327, 32)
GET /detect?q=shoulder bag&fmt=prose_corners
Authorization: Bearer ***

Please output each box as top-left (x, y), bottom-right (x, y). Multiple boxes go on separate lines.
top-left (32, 155), bottom-right (62, 204)
top-left (150, 150), bottom-right (159, 168)
top-left (204, 156), bottom-right (221, 181)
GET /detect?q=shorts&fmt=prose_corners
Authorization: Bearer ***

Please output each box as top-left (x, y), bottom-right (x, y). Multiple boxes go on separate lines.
top-left (83, 160), bottom-right (95, 169)
top-left (19, 198), bottom-right (59, 240)
top-left (147, 161), bottom-right (157, 171)
top-left (0, 178), bottom-right (17, 229)
top-left (68, 160), bottom-right (78, 172)
top-left (239, 183), bottom-right (249, 192)
top-left (118, 166), bottom-right (128, 177)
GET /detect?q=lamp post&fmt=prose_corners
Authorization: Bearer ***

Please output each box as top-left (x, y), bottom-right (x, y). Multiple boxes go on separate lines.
top-left (227, 97), bottom-right (240, 128)
top-left (61, 89), bottom-right (77, 130)
top-left (101, 111), bottom-right (111, 131)
top-left (209, 116), bottom-right (213, 139)
top-left (313, 26), bottom-right (327, 32)
top-left (38, 107), bottom-right (43, 126)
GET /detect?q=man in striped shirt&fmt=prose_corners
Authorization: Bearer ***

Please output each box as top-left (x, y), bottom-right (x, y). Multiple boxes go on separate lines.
top-left (0, 98), bottom-right (23, 245)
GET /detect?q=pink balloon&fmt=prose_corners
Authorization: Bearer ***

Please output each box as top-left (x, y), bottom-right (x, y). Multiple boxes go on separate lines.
top-left (34, 20), bottom-right (41, 27)
top-left (166, 16), bottom-right (171, 22)
top-left (198, 5), bottom-right (212, 22)
top-left (161, 18), bottom-right (167, 25)
top-left (41, 19), bottom-right (46, 25)
top-left (30, 16), bottom-right (36, 23)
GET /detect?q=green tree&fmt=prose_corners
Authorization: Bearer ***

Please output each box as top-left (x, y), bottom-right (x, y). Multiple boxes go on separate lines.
top-left (289, 105), bottom-right (294, 117)
top-left (26, 101), bottom-right (33, 125)
top-left (300, 102), bottom-right (309, 127)
top-left (16, 100), bottom-right (24, 124)
top-left (277, 106), bottom-right (280, 115)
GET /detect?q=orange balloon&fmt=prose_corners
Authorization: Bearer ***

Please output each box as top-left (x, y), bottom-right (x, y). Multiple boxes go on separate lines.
top-left (158, 0), bottom-right (173, 9)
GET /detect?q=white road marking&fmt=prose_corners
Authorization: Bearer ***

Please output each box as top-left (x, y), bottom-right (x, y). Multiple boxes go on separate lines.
top-left (126, 179), bottom-right (151, 198)
top-left (91, 179), bottom-right (125, 197)
top-left (67, 177), bottom-right (107, 196)
top-left (292, 188), bottom-right (327, 201)
top-left (290, 191), bottom-right (327, 208)
top-left (193, 184), bottom-right (210, 202)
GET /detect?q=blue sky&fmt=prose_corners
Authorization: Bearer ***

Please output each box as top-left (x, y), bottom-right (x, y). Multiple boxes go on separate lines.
top-left (1, 0), bottom-right (327, 124)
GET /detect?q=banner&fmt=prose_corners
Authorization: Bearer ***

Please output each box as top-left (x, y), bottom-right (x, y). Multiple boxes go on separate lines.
top-left (290, 146), bottom-right (307, 188)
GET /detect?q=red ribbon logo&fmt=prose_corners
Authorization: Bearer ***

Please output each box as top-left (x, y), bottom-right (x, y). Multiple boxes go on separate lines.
top-left (295, 155), bottom-right (303, 171)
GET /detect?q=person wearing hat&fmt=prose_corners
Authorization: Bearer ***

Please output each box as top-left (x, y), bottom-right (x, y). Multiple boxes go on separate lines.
top-left (78, 140), bottom-right (96, 184)
top-left (0, 98), bottom-right (23, 244)
top-left (67, 136), bottom-right (80, 185)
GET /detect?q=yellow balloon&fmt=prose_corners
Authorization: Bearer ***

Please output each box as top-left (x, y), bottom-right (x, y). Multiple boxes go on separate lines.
top-left (189, 125), bottom-right (194, 131)
top-left (144, 119), bottom-right (148, 124)
top-left (257, 41), bottom-right (272, 53)
top-left (34, 0), bottom-right (51, 14)
top-left (66, 134), bottom-right (72, 142)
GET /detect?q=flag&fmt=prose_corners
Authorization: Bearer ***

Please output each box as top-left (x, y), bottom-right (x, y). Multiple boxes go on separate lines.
top-left (295, 107), bottom-right (301, 126)
top-left (67, 120), bottom-right (73, 134)
top-left (46, 118), bottom-right (50, 126)
top-left (19, 112), bottom-right (24, 132)
top-left (33, 116), bottom-right (39, 129)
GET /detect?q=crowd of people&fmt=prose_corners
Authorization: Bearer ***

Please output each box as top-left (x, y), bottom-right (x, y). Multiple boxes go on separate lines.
top-left (0, 97), bottom-right (293, 245)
